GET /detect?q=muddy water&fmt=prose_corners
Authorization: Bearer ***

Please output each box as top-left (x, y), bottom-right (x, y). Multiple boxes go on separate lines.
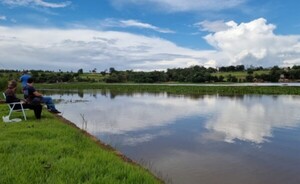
top-left (48, 90), bottom-right (300, 184)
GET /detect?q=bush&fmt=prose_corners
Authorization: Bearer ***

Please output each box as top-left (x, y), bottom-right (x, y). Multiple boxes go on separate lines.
top-left (0, 78), bottom-right (7, 91)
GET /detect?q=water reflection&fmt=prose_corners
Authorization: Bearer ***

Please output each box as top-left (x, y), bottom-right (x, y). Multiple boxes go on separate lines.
top-left (51, 91), bottom-right (300, 145)
top-left (205, 95), bottom-right (300, 144)
top-left (47, 90), bottom-right (300, 184)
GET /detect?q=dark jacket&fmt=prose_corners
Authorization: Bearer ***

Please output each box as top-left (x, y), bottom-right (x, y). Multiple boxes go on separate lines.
top-left (5, 88), bottom-right (21, 103)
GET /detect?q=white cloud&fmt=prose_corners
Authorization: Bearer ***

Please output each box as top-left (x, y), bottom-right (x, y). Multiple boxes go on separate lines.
top-left (111, 0), bottom-right (246, 12)
top-left (121, 19), bottom-right (175, 33)
top-left (0, 26), bottom-right (211, 71)
top-left (283, 58), bottom-right (300, 67)
top-left (204, 18), bottom-right (300, 66)
top-left (34, 0), bottom-right (71, 8)
top-left (1, 0), bottom-right (71, 8)
top-left (101, 18), bottom-right (175, 33)
top-left (0, 15), bottom-right (7, 21)
top-left (194, 20), bottom-right (236, 32)
top-left (1, 18), bottom-right (300, 71)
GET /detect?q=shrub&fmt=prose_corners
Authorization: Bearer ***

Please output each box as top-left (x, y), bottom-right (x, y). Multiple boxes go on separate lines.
top-left (0, 78), bottom-right (7, 91)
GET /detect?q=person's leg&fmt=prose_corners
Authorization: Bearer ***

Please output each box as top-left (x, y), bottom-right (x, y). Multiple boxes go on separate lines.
top-left (41, 96), bottom-right (60, 113)
top-left (41, 96), bottom-right (56, 110)
top-left (26, 104), bottom-right (41, 119)
top-left (33, 105), bottom-right (42, 119)
top-left (23, 87), bottom-right (28, 99)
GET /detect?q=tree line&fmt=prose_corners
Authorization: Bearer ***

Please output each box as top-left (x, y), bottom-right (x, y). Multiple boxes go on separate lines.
top-left (1, 65), bottom-right (300, 85)
top-left (104, 65), bottom-right (300, 83)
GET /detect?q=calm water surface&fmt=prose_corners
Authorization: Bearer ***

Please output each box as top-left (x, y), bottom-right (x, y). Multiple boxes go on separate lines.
top-left (47, 90), bottom-right (300, 184)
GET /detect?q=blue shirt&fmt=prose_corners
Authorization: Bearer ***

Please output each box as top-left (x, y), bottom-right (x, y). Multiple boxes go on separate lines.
top-left (20, 74), bottom-right (31, 88)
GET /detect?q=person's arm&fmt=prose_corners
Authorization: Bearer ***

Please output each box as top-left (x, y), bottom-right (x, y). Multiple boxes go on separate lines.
top-left (28, 86), bottom-right (43, 97)
top-left (33, 91), bottom-right (43, 97)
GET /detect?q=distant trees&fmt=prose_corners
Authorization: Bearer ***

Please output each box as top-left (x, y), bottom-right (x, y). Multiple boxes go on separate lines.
top-left (104, 65), bottom-right (222, 83)
top-left (3, 64), bottom-right (300, 84)
top-left (226, 74), bottom-right (238, 82)
top-left (219, 65), bottom-right (245, 72)
top-left (77, 68), bottom-right (83, 74)
top-left (31, 72), bottom-right (78, 83)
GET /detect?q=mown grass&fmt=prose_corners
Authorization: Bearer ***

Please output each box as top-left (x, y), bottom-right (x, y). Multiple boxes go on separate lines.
top-left (80, 73), bottom-right (106, 82)
top-left (37, 83), bottom-right (300, 95)
top-left (0, 105), bottom-right (161, 184)
top-left (212, 70), bottom-right (269, 80)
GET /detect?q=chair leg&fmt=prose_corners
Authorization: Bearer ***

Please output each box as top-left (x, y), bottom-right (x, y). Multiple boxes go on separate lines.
top-left (7, 104), bottom-right (27, 121)
top-left (8, 104), bottom-right (15, 120)
top-left (20, 104), bottom-right (27, 120)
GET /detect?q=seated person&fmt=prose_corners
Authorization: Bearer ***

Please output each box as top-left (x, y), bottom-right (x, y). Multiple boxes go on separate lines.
top-left (5, 80), bottom-right (42, 119)
top-left (24, 78), bottom-right (61, 114)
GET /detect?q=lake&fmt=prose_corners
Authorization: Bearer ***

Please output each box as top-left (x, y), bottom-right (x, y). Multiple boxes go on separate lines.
top-left (47, 90), bottom-right (300, 184)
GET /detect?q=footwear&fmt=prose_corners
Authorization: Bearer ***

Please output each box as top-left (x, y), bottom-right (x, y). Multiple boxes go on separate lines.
top-left (50, 109), bottom-right (61, 114)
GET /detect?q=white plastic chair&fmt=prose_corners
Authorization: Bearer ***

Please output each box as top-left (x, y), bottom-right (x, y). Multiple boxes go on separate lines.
top-left (2, 92), bottom-right (27, 121)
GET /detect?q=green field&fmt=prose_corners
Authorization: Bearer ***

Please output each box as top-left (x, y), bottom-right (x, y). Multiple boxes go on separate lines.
top-left (80, 73), bottom-right (106, 82)
top-left (0, 105), bottom-right (161, 184)
top-left (212, 70), bottom-right (270, 80)
top-left (80, 70), bottom-right (270, 82)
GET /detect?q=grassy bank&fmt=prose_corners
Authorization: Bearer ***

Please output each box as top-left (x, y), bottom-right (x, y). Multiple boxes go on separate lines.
top-left (0, 105), bottom-right (161, 184)
top-left (37, 82), bottom-right (300, 95)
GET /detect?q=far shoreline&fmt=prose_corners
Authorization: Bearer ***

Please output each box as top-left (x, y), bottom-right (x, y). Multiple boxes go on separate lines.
top-left (37, 82), bottom-right (300, 95)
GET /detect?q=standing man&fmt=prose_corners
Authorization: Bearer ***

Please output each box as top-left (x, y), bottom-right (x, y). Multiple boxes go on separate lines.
top-left (20, 70), bottom-right (31, 88)
top-left (24, 77), bottom-right (61, 114)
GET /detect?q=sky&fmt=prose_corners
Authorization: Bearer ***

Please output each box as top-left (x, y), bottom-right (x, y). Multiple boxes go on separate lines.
top-left (0, 0), bottom-right (300, 72)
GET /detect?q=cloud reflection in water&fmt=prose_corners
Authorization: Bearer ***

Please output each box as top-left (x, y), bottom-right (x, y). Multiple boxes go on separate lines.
top-left (54, 92), bottom-right (300, 145)
top-left (205, 95), bottom-right (300, 144)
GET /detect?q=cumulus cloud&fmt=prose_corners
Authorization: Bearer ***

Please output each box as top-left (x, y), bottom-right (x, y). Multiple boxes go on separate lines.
top-left (111, 0), bottom-right (246, 12)
top-left (204, 18), bottom-right (300, 66)
top-left (1, 0), bottom-right (71, 8)
top-left (101, 18), bottom-right (175, 33)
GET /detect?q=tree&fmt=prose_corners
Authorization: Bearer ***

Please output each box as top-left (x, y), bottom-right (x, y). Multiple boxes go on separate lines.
top-left (100, 69), bottom-right (107, 76)
top-left (77, 68), bottom-right (83, 74)
top-left (269, 66), bottom-right (282, 82)
top-left (109, 67), bottom-right (116, 74)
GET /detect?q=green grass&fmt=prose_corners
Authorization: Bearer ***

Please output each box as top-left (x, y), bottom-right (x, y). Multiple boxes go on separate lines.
top-left (212, 70), bottom-right (269, 80)
top-left (37, 82), bottom-right (300, 95)
top-left (0, 105), bottom-right (161, 184)
top-left (80, 73), bottom-right (106, 82)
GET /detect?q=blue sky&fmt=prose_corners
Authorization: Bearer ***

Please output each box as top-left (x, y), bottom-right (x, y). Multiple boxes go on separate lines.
top-left (0, 0), bottom-right (300, 71)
